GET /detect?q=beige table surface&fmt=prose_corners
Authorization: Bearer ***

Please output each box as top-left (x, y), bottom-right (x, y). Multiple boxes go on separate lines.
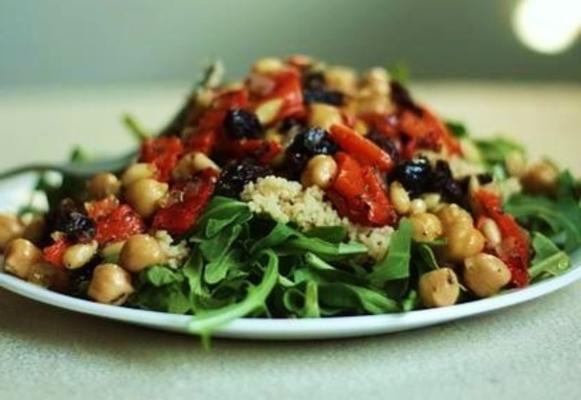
top-left (0, 82), bottom-right (580, 400)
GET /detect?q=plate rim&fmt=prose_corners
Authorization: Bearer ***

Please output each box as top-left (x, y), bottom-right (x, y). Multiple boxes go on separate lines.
top-left (1, 255), bottom-right (580, 340)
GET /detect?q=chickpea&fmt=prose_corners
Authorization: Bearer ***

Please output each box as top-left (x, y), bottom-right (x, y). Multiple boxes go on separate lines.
top-left (520, 160), bottom-right (559, 195)
top-left (301, 155), bottom-right (338, 189)
top-left (121, 163), bottom-right (157, 186)
top-left (124, 178), bottom-right (169, 218)
top-left (419, 268), bottom-right (460, 308)
top-left (356, 94), bottom-right (391, 115)
top-left (3, 239), bottom-right (43, 279)
top-left (308, 104), bottom-right (343, 130)
top-left (505, 150), bottom-right (527, 177)
top-left (389, 181), bottom-right (411, 215)
top-left (255, 98), bottom-right (283, 125)
top-left (252, 57), bottom-right (284, 74)
top-left (88, 263), bottom-right (134, 305)
top-left (63, 241), bottom-right (98, 270)
top-left (100, 241), bottom-right (125, 263)
top-left (409, 213), bottom-right (443, 243)
top-left (27, 263), bottom-right (69, 291)
top-left (464, 253), bottom-right (511, 298)
top-left (353, 119), bottom-right (369, 136)
top-left (119, 234), bottom-right (165, 273)
top-left (361, 67), bottom-right (390, 95)
top-left (0, 214), bottom-right (24, 251)
top-left (437, 204), bottom-right (473, 233)
top-left (409, 199), bottom-right (427, 215)
top-left (422, 193), bottom-right (441, 212)
top-left (172, 152), bottom-right (220, 180)
top-left (324, 66), bottom-right (357, 95)
top-left (443, 224), bottom-right (485, 262)
top-left (88, 173), bottom-right (121, 199)
top-left (479, 218), bottom-right (502, 248)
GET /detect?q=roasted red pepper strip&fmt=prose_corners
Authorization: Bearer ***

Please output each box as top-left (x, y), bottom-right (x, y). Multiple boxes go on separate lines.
top-left (94, 204), bottom-right (146, 245)
top-left (474, 189), bottom-right (530, 287)
top-left (328, 124), bottom-right (393, 172)
top-left (140, 137), bottom-right (184, 182)
top-left (254, 69), bottom-right (305, 121)
top-left (399, 107), bottom-right (461, 156)
top-left (327, 152), bottom-right (396, 227)
top-left (43, 237), bottom-right (69, 268)
top-left (185, 89), bottom-right (249, 154)
top-left (152, 169), bottom-right (218, 235)
top-left (220, 139), bottom-right (282, 164)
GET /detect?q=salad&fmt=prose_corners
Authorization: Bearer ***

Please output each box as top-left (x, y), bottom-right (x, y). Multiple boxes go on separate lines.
top-left (0, 55), bottom-right (579, 333)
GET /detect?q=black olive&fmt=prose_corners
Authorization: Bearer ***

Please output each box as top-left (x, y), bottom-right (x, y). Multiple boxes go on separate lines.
top-left (429, 160), bottom-right (469, 208)
top-left (302, 71), bottom-right (326, 91)
top-left (68, 263), bottom-right (97, 298)
top-left (303, 89), bottom-right (344, 106)
top-left (390, 81), bottom-right (422, 115)
top-left (223, 108), bottom-right (263, 139)
top-left (288, 127), bottom-right (338, 156)
top-left (366, 130), bottom-right (400, 164)
top-left (391, 158), bottom-right (432, 197)
top-left (52, 199), bottom-right (96, 243)
top-left (279, 117), bottom-right (304, 133)
top-left (215, 159), bottom-right (273, 198)
top-left (477, 173), bottom-right (493, 185)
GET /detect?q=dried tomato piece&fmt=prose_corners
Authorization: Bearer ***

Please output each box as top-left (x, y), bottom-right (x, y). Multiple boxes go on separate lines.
top-left (140, 137), bottom-right (184, 182)
top-left (43, 237), bottom-right (69, 268)
top-left (474, 190), bottom-right (530, 287)
top-left (326, 152), bottom-right (396, 227)
top-left (399, 107), bottom-right (461, 156)
top-left (85, 196), bottom-right (120, 221)
top-left (185, 89), bottom-right (249, 154)
top-left (328, 124), bottom-right (393, 172)
top-left (94, 204), bottom-right (146, 244)
top-left (254, 69), bottom-right (305, 121)
top-left (152, 169), bottom-right (218, 235)
top-left (220, 139), bottom-right (282, 164)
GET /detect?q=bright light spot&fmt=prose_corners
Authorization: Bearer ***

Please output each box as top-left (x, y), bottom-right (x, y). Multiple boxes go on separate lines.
top-left (513, 0), bottom-right (581, 54)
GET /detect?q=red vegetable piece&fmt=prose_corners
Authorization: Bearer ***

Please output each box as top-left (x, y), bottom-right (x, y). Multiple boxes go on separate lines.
top-left (474, 189), bottom-right (530, 287)
top-left (329, 124), bottom-right (393, 172)
top-left (221, 139), bottom-right (282, 164)
top-left (327, 152), bottom-right (396, 227)
top-left (94, 204), bottom-right (146, 245)
top-left (43, 237), bottom-right (69, 268)
top-left (255, 69), bottom-right (305, 121)
top-left (185, 89), bottom-right (249, 154)
top-left (399, 107), bottom-right (461, 156)
top-left (85, 196), bottom-right (120, 221)
top-left (152, 169), bottom-right (218, 235)
top-left (140, 137), bottom-right (184, 182)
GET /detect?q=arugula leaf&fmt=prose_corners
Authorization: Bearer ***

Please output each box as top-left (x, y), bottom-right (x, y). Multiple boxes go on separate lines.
top-left (369, 219), bottom-right (413, 287)
top-left (529, 232), bottom-right (571, 280)
top-left (505, 172), bottom-right (581, 252)
top-left (250, 222), bottom-right (298, 253)
top-left (318, 283), bottom-right (399, 314)
top-left (188, 250), bottom-right (279, 334)
top-left (284, 236), bottom-right (367, 260)
top-left (474, 136), bottom-right (525, 167)
top-left (304, 226), bottom-right (348, 243)
top-left (199, 223), bottom-right (242, 261)
top-left (204, 249), bottom-right (244, 285)
top-left (446, 121), bottom-right (469, 138)
top-left (414, 243), bottom-right (440, 272)
top-left (139, 265), bottom-right (184, 287)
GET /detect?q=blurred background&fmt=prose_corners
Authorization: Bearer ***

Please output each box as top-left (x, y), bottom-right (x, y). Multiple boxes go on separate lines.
top-left (0, 0), bottom-right (580, 88)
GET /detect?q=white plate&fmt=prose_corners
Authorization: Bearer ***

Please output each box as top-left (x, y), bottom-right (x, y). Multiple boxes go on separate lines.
top-left (1, 175), bottom-right (580, 340)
